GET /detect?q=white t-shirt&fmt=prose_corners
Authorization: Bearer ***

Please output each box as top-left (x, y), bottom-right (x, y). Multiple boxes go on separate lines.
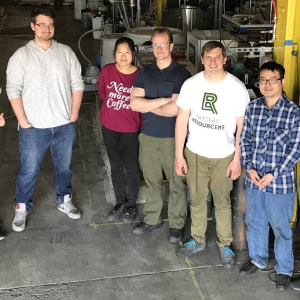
top-left (177, 72), bottom-right (250, 158)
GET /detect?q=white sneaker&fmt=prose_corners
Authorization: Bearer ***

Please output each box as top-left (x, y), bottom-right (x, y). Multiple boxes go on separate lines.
top-left (57, 194), bottom-right (81, 219)
top-left (12, 203), bottom-right (27, 232)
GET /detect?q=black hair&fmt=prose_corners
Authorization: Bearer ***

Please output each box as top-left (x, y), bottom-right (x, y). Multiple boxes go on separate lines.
top-left (259, 61), bottom-right (285, 79)
top-left (201, 41), bottom-right (226, 57)
top-left (30, 8), bottom-right (56, 23)
top-left (113, 37), bottom-right (135, 56)
top-left (151, 27), bottom-right (173, 44)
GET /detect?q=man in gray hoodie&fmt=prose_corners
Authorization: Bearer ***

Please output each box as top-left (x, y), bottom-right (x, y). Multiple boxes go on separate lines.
top-left (6, 8), bottom-right (84, 232)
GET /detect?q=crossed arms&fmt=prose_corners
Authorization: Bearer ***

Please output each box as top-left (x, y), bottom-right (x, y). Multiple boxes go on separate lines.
top-left (130, 87), bottom-right (179, 117)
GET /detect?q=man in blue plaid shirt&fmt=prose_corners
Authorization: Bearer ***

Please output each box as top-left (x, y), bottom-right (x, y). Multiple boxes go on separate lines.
top-left (239, 61), bottom-right (300, 292)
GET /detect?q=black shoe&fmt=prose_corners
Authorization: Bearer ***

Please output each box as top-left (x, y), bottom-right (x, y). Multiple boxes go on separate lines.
top-left (133, 221), bottom-right (163, 235)
top-left (276, 274), bottom-right (291, 291)
top-left (0, 222), bottom-right (6, 240)
top-left (122, 206), bottom-right (137, 224)
top-left (168, 228), bottom-right (183, 244)
top-left (239, 262), bottom-right (259, 276)
top-left (107, 204), bottom-right (125, 222)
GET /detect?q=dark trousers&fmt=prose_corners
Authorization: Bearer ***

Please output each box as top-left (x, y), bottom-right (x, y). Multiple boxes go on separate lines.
top-left (102, 125), bottom-right (140, 206)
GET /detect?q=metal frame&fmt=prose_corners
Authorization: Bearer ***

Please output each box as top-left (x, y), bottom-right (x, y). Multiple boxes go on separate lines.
top-left (229, 46), bottom-right (274, 66)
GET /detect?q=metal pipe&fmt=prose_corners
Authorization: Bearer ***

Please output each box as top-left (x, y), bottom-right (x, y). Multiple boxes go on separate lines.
top-left (218, 0), bottom-right (222, 31)
top-left (182, 0), bottom-right (187, 45)
top-left (231, 167), bottom-right (248, 251)
top-left (112, 3), bottom-right (115, 33)
top-left (136, 0), bottom-right (141, 27)
top-left (121, 0), bottom-right (130, 28)
top-left (269, 0), bottom-right (273, 24)
top-left (117, 1), bottom-right (130, 29)
top-left (214, 0), bottom-right (219, 29)
top-left (258, 0), bottom-right (277, 44)
top-left (156, 0), bottom-right (163, 26)
top-left (259, 15), bottom-right (277, 44)
top-left (249, 0), bottom-right (252, 14)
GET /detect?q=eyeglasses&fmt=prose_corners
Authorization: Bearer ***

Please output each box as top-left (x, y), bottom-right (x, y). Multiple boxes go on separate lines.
top-left (34, 23), bottom-right (55, 29)
top-left (152, 43), bottom-right (170, 48)
top-left (259, 78), bottom-right (282, 85)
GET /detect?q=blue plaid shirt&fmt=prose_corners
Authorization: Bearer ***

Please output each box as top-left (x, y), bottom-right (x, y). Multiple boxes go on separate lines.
top-left (240, 94), bottom-right (300, 194)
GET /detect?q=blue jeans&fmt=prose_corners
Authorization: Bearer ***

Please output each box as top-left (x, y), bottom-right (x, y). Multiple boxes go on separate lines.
top-left (245, 187), bottom-right (294, 276)
top-left (15, 122), bottom-right (76, 212)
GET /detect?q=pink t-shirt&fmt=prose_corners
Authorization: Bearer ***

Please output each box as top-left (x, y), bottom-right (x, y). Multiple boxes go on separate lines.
top-left (98, 63), bottom-right (142, 132)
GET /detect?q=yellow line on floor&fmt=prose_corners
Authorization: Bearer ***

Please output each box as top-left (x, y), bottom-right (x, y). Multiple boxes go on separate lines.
top-left (89, 218), bottom-right (170, 229)
top-left (179, 242), bottom-right (206, 300)
top-left (185, 258), bottom-right (206, 300)
top-left (90, 219), bottom-right (205, 299)
top-left (77, 117), bottom-right (93, 214)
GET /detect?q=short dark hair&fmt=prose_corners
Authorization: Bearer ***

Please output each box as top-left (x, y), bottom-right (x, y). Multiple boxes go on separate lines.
top-left (113, 37), bottom-right (135, 56)
top-left (30, 8), bottom-right (56, 23)
top-left (151, 27), bottom-right (173, 44)
top-left (259, 61), bottom-right (285, 79)
top-left (201, 41), bottom-right (226, 57)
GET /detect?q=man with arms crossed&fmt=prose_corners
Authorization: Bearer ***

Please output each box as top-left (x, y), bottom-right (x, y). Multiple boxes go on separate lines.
top-left (130, 28), bottom-right (190, 243)
top-left (175, 41), bottom-right (249, 267)
top-left (239, 61), bottom-right (300, 291)
top-left (6, 8), bottom-right (84, 232)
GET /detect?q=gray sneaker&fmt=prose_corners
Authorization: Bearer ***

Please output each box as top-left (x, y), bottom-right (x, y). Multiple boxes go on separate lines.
top-left (58, 194), bottom-right (81, 219)
top-left (177, 238), bottom-right (206, 259)
top-left (12, 203), bottom-right (27, 232)
top-left (219, 245), bottom-right (235, 268)
top-left (291, 278), bottom-right (300, 291)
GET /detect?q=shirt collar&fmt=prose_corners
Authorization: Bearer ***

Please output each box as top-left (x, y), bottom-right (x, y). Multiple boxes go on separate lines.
top-left (151, 59), bottom-right (177, 71)
top-left (262, 94), bottom-right (285, 109)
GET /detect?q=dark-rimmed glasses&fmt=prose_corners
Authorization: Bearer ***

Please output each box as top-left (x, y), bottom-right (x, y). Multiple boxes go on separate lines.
top-left (259, 78), bottom-right (282, 85)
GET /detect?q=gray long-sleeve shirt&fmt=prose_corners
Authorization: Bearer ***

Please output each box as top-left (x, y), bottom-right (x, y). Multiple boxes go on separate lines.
top-left (6, 40), bottom-right (84, 128)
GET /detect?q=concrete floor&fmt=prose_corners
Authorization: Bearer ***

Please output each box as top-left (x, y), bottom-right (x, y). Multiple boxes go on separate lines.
top-left (0, 1), bottom-right (300, 299)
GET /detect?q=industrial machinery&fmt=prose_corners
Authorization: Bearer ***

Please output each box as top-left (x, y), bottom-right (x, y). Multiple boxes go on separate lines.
top-left (76, 0), bottom-right (280, 91)
top-left (162, 0), bottom-right (215, 32)
top-left (186, 29), bottom-right (238, 76)
top-left (75, 0), bottom-right (300, 250)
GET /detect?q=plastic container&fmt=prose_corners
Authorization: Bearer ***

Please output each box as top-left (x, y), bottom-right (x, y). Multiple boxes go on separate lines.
top-left (92, 16), bottom-right (103, 39)
top-left (74, 0), bottom-right (86, 20)
top-left (81, 11), bottom-right (93, 29)
top-left (83, 66), bottom-right (100, 84)
top-left (104, 24), bottom-right (113, 35)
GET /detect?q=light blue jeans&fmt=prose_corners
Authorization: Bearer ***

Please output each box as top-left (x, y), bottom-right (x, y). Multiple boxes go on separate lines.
top-left (245, 187), bottom-right (294, 276)
top-left (15, 122), bottom-right (76, 212)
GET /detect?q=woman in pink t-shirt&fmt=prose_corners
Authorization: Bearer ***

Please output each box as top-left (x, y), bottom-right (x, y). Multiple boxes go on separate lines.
top-left (98, 37), bottom-right (142, 224)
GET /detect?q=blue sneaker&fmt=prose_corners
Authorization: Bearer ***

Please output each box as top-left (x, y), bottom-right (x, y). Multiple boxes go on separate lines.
top-left (219, 245), bottom-right (235, 268)
top-left (177, 238), bottom-right (206, 259)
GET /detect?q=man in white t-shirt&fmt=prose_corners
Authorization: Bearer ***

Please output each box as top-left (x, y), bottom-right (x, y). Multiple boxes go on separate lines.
top-left (174, 41), bottom-right (249, 268)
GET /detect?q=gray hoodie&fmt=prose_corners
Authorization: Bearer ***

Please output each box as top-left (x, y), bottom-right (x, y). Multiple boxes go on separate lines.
top-left (6, 40), bottom-right (84, 128)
